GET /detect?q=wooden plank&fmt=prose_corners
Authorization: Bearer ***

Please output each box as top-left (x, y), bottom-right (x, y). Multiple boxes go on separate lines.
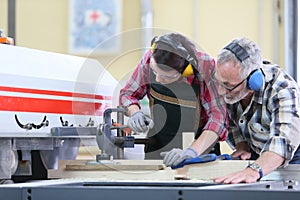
top-left (175, 160), bottom-right (300, 181)
top-left (48, 160), bottom-right (300, 181)
top-left (65, 159), bottom-right (165, 171)
top-left (176, 160), bottom-right (250, 180)
top-left (48, 160), bottom-right (174, 180)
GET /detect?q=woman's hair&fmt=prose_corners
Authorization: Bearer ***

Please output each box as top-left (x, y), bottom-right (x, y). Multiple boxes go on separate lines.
top-left (151, 33), bottom-right (197, 73)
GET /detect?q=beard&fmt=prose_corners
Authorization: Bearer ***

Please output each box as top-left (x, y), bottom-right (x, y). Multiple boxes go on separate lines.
top-left (224, 88), bottom-right (251, 104)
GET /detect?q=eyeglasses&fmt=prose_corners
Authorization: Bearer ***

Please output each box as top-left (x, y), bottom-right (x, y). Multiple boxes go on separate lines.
top-left (150, 65), bottom-right (180, 80)
top-left (211, 71), bottom-right (246, 92)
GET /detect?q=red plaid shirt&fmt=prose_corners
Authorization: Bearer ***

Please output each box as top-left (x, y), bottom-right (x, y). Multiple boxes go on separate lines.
top-left (119, 50), bottom-right (228, 141)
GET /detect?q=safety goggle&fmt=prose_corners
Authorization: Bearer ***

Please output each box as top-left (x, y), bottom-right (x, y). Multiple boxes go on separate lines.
top-left (150, 64), bottom-right (180, 80)
top-left (211, 71), bottom-right (246, 92)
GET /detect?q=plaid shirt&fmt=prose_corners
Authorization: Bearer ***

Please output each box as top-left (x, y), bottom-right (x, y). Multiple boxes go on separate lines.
top-left (119, 50), bottom-right (228, 141)
top-left (227, 64), bottom-right (300, 165)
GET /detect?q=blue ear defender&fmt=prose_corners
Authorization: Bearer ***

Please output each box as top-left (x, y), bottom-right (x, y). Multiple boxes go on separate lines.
top-left (247, 69), bottom-right (264, 91)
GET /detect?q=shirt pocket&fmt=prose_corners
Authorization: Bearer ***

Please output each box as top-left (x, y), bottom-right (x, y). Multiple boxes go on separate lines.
top-left (248, 123), bottom-right (270, 146)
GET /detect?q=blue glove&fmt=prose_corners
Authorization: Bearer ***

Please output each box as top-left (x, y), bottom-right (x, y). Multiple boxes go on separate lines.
top-left (127, 111), bottom-right (154, 133)
top-left (160, 147), bottom-right (198, 167)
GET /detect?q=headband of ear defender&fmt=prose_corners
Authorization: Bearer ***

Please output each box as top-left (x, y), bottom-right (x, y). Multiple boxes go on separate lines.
top-left (224, 42), bottom-right (250, 62)
top-left (150, 35), bottom-right (197, 77)
top-left (223, 41), bottom-right (264, 91)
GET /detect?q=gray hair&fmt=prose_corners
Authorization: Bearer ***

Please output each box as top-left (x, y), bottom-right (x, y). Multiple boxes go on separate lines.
top-left (217, 38), bottom-right (263, 79)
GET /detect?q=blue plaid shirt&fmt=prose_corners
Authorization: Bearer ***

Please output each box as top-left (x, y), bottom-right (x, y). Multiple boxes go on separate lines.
top-left (227, 64), bottom-right (300, 166)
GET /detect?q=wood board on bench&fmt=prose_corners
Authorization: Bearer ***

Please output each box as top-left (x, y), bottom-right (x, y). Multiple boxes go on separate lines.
top-left (65, 159), bottom-right (165, 171)
top-left (48, 160), bottom-right (174, 180)
top-left (48, 159), bottom-right (300, 181)
top-left (175, 160), bottom-right (300, 181)
top-left (174, 160), bottom-right (250, 180)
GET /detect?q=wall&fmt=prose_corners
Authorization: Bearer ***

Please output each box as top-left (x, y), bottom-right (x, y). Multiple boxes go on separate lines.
top-left (0, 0), bottom-right (7, 35)
top-left (16, 0), bottom-right (69, 53)
top-left (0, 0), bottom-right (284, 79)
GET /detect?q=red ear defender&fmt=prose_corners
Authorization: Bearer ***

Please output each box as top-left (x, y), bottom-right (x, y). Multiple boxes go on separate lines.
top-left (182, 64), bottom-right (194, 77)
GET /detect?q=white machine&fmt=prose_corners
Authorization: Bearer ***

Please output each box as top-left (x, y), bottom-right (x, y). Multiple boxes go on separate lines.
top-left (0, 44), bottom-right (117, 180)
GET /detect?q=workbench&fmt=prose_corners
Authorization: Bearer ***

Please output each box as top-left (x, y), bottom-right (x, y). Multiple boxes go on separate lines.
top-left (1, 179), bottom-right (300, 200)
top-left (0, 160), bottom-right (299, 200)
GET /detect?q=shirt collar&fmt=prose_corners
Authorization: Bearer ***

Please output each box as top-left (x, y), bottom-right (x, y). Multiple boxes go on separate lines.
top-left (253, 81), bottom-right (265, 104)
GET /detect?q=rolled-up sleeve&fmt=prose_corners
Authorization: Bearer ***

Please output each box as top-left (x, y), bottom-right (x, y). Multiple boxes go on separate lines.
top-left (263, 87), bottom-right (300, 166)
top-left (119, 50), bottom-right (152, 108)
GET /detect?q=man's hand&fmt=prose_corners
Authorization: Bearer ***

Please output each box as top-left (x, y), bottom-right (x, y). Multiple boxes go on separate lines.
top-left (213, 151), bottom-right (285, 184)
top-left (127, 111), bottom-right (154, 133)
top-left (213, 168), bottom-right (261, 184)
top-left (231, 141), bottom-right (251, 160)
top-left (160, 147), bottom-right (198, 167)
top-left (231, 149), bottom-right (251, 160)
